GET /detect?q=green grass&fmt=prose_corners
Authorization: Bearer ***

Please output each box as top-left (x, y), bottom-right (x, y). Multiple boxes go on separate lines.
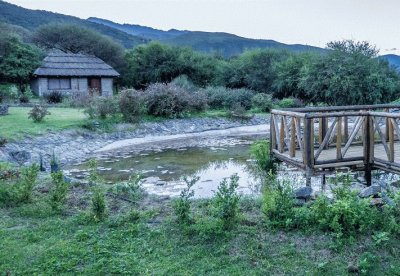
top-left (0, 107), bottom-right (86, 140)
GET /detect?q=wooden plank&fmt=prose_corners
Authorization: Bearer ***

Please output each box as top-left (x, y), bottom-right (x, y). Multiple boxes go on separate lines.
top-left (270, 109), bottom-right (306, 118)
top-left (344, 116), bottom-right (349, 142)
top-left (279, 116), bottom-right (285, 153)
top-left (336, 117), bottom-right (342, 160)
top-left (389, 118), bottom-right (394, 162)
top-left (273, 114), bottom-right (281, 151)
top-left (270, 114), bottom-right (276, 150)
top-left (288, 104), bottom-right (400, 113)
top-left (391, 118), bottom-right (400, 140)
top-left (303, 118), bottom-right (315, 175)
top-left (290, 118), bottom-right (296, 157)
top-left (372, 117), bottom-right (390, 159)
top-left (294, 117), bottom-right (303, 153)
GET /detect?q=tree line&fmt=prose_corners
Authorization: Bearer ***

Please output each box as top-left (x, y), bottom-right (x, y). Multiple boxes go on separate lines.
top-left (1, 23), bottom-right (399, 106)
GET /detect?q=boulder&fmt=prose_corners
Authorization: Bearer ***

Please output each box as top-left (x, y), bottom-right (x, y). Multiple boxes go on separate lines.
top-left (0, 105), bottom-right (8, 116)
top-left (10, 150), bottom-right (31, 164)
top-left (359, 185), bottom-right (381, 198)
top-left (294, 186), bottom-right (313, 200)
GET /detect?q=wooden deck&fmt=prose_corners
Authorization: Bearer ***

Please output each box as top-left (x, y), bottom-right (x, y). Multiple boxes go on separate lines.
top-left (270, 104), bottom-right (400, 185)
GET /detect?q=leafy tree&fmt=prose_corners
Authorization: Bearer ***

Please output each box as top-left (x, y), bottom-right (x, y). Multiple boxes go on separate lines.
top-left (300, 40), bottom-right (400, 105)
top-left (32, 24), bottom-right (126, 70)
top-left (0, 33), bottom-right (42, 88)
top-left (224, 49), bottom-right (289, 93)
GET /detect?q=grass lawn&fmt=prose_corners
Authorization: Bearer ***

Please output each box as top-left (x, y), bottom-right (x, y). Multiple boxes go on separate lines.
top-left (0, 107), bottom-right (86, 140)
top-left (0, 174), bottom-right (399, 275)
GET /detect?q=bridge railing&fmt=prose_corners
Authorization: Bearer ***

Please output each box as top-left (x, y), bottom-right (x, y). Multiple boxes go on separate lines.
top-left (270, 104), bottom-right (400, 183)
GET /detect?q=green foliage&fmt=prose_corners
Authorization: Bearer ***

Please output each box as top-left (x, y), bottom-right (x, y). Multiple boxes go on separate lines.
top-left (84, 96), bottom-right (119, 120)
top-left (145, 83), bottom-right (207, 118)
top-left (0, 164), bottom-right (39, 207)
top-left (28, 104), bottom-right (50, 123)
top-left (251, 93), bottom-right (273, 112)
top-left (111, 174), bottom-right (144, 203)
top-left (48, 171), bottom-right (69, 212)
top-left (250, 140), bottom-right (276, 173)
top-left (45, 91), bottom-right (63, 104)
top-left (276, 97), bottom-right (304, 108)
top-left (90, 187), bottom-right (107, 222)
top-left (213, 174), bottom-right (241, 229)
top-left (33, 24), bottom-right (126, 70)
top-left (0, 83), bottom-right (19, 103)
top-left (0, 33), bottom-right (42, 86)
top-left (173, 176), bottom-right (198, 225)
top-left (205, 86), bottom-right (255, 110)
top-left (88, 159), bottom-right (99, 185)
top-left (118, 89), bottom-right (147, 123)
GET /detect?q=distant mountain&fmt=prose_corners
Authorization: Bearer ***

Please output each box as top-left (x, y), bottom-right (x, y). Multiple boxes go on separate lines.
top-left (88, 17), bottom-right (325, 57)
top-left (0, 1), bottom-right (148, 48)
top-left (380, 54), bottom-right (400, 71)
top-left (88, 17), bottom-right (189, 40)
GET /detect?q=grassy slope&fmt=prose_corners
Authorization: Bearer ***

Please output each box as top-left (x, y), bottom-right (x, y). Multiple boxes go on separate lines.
top-left (0, 107), bottom-right (85, 140)
top-left (0, 184), bottom-right (399, 275)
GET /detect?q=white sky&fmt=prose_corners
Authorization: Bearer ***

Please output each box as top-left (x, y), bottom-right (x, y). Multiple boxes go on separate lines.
top-left (6, 0), bottom-right (400, 55)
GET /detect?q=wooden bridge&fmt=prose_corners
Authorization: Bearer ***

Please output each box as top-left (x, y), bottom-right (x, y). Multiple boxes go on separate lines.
top-left (270, 104), bottom-right (400, 186)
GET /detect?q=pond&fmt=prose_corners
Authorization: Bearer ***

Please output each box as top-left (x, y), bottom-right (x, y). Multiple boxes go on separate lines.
top-left (64, 134), bottom-right (400, 198)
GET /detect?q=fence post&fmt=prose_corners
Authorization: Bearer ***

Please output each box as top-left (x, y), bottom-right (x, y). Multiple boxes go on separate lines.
top-left (304, 118), bottom-right (314, 186)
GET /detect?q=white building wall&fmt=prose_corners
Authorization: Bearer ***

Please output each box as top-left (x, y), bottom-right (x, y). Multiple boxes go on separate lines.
top-left (101, 78), bottom-right (113, 97)
top-left (36, 77), bottom-right (89, 97)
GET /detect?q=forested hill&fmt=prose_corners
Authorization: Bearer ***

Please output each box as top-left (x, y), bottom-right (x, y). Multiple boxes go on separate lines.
top-left (0, 1), bottom-right (147, 48)
top-left (88, 17), bottom-right (325, 57)
top-left (380, 54), bottom-right (400, 71)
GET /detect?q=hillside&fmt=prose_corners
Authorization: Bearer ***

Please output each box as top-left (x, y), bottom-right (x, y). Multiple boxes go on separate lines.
top-left (0, 1), bottom-right (148, 48)
top-left (380, 54), bottom-right (400, 71)
top-left (88, 17), bottom-right (325, 57)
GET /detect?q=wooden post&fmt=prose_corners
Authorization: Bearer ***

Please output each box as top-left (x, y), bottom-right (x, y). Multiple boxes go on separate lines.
top-left (389, 118), bottom-right (394, 162)
top-left (290, 118), bottom-right (296, 157)
top-left (279, 116), bottom-right (285, 153)
top-left (304, 118), bottom-right (314, 187)
top-left (270, 114), bottom-right (276, 152)
top-left (385, 108), bottom-right (389, 142)
top-left (336, 117), bottom-right (342, 160)
top-left (344, 116), bottom-right (349, 143)
top-left (363, 114), bottom-right (372, 186)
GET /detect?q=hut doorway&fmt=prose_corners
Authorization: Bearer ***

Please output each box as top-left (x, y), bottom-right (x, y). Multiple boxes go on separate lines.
top-left (89, 78), bottom-right (101, 95)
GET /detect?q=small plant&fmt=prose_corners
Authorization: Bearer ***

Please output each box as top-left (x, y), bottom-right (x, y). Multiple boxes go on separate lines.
top-left (251, 93), bottom-right (273, 112)
top-left (0, 137), bottom-right (7, 147)
top-left (84, 96), bottom-right (119, 120)
top-left (50, 151), bottom-right (59, 173)
top-left (91, 187), bottom-right (107, 222)
top-left (173, 176), bottom-right (198, 225)
top-left (250, 140), bottom-right (276, 173)
top-left (88, 159), bottom-right (99, 185)
top-left (119, 89), bottom-right (147, 123)
top-left (45, 91), bottom-right (63, 104)
top-left (213, 174), bottom-right (241, 229)
top-left (28, 105), bottom-right (50, 122)
top-left (372, 231), bottom-right (390, 247)
top-left (48, 171), bottom-right (69, 212)
top-left (111, 173), bottom-right (144, 202)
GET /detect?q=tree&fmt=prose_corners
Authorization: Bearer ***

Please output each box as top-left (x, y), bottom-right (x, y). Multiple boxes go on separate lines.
top-left (224, 49), bottom-right (289, 93)
top-left (300, 40), bottom-right (400, 105)
top-left (0, 33), bottom-right (42, 88)
top-left (32, 24), bottom-right (126, 70)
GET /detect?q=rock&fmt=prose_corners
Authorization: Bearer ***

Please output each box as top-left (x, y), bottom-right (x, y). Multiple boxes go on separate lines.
top-left (359, 185), bottom-right (381, 198)
top-left (381, 191), bottom-right (395, 206)
top-left (294, 186), bottom-right (313, 200)
top-left (0, 105), bottom-right (9, 116)
top-left (348, 264), bottom-right (359, 273)
top-left (356, 176), bottom-right (366, 183)
top-left (294, 198), bottom-right (306, 206)
top-left (374, 179), bottom-right (390, 190)
top-left (10, 150), bottom-right (31, 164)
top-left (370, 198), bottom-right (384, 206)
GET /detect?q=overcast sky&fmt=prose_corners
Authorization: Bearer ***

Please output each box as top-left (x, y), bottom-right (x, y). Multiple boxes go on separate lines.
top-left (6, 0), bottom-right (400, 55)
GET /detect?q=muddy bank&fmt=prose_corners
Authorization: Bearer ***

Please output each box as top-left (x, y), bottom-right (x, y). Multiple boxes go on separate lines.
top-left (0, 115), bottom-right (269, 167)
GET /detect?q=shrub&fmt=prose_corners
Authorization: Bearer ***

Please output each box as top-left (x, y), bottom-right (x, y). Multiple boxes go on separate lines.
top-left (250, 140), bottom-right (276, 173)
top-left (28, 105), bottom-right (50, 122)
top-left (45, 91), bottom-right (63, 104)
top-left (0, 164), bottom-right (39, 207)
top-left (206, 86), bottom-right (255, 110)
top-left (111, 173), bottom-right (143, 203)
top-left (48, 171), bottom-right (69, 212)
top-left (88, 159), bottom-right (99, 185)
top-left (171, 75), bottom-right (198, 92)
top-left (173, 176), bottom-right (198, 224)
top-left (0, 137), bottom-right (7, 147)
top-left (251, 93), bottom-right (273, 112)
top-left (118, 89), bottom-right (147, 123)
top-left (276, 97), bottom-right (304, 108)
top-left (213, 174), bottom-right (241, 229)
top-left (66, 93), bottom-right (92, 108)
top-left (0, 84), bottom-right (19, 103)
top-left (91, 187), bottom-right (107, 221)
top-left (85, 96), bottom-right (119, 119)
top-left (19, 94), bottom-right (30, 103)
top-left (145, 83), bottom-right (206, 118)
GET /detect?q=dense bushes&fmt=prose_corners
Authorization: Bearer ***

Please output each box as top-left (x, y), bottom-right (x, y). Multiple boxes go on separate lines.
top-left (118, 89), bottom-right (147, 122)
top-left (28, 105), bottom-right (50, 122)
top-left (205, 86), bottom-right (255, 110)
top-left (45, 91), bottom-right (63, 104)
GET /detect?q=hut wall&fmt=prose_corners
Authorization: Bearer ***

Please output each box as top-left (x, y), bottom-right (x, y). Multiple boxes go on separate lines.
top-left (101, 78), bottom-right (113, 97)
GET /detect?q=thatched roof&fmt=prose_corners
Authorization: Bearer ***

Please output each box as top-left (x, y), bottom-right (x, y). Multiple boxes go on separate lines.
top-left (34, 52), bottom-right (120, 77)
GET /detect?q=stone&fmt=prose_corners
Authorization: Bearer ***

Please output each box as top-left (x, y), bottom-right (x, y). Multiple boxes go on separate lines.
top-left (0, 105), bottom-right (9, 116)
top-left (347, 264), bottom-right (359, 273)
top-left (294, 198), bottom-right (306, 206)
top-left (381, 191), bottom-right (395, 206)
top-left (359, 185), bottom-right (381, 198)
top-left (294, 186), bottom-right (313, 200)
top-left (10, 150), bottom-right (31, 164)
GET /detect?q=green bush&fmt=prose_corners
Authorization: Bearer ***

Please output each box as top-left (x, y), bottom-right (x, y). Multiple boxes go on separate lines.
top-left (276, 97), bottom-right (304, 109)
top-left (85, 96), bottom-right (119, 120)
top-left (251, 93), bottom-right (273, 112)
top-left (91, 187), bottom-right (107, 222)
top-left (0, 164), bottom-right (39, 207)
top-left (111, 173), bottom-right (143, 203)
top-left (45, 91), bottom-right (63, 104)
top-left (206, 86), bottom-right (255, 110)
top-left (28, 105), bottom-right (50, 123)
top-left (0, 84), bottom-right (19, 103)
top-left (173, 176), bottom-right (198, 225)
top-left (48, 171), bottom-right (69, 212)
top-left (118, 89), bottom-right (147, 123)
top-left (213, 174), bottom-right (241, 229)
top-left (250, 140), bottom-right (276, 173)
top-left (145, 83), bottom-right (207, 118)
